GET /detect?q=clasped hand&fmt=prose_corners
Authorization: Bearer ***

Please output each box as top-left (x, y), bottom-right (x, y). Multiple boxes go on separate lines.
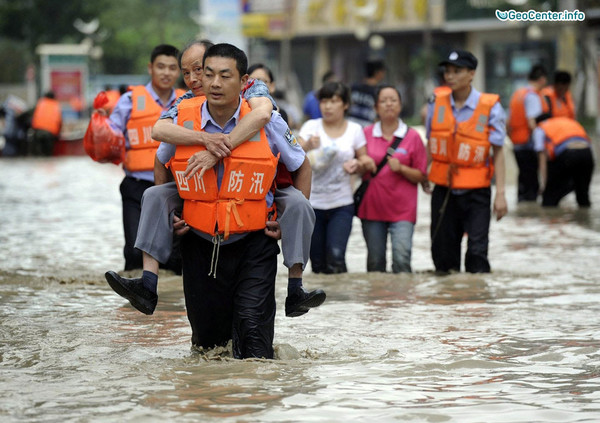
top-left (184, 133), bottom-right (234, 179)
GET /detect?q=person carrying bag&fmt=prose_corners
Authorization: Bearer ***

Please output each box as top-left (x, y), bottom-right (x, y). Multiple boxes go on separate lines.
top-left (353, 135), bottom-right (404, 215)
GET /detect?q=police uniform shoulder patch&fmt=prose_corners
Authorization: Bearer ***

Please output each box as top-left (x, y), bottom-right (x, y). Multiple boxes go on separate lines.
top-left (285, 128), bottom-right (300, 149)
top-left (428, 94), bottom-right (436, 104)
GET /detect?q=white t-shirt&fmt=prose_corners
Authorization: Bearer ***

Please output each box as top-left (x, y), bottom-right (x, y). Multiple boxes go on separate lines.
top-left (299, 118), bottom-right (366, 210)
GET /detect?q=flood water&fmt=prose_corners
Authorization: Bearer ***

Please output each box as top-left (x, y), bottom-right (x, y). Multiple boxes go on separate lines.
top-left (1, 152), bottom-right (600, 422)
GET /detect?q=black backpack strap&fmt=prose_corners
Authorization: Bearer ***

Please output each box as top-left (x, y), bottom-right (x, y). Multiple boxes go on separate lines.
top-left (372, 135), bottom-right (405, 177)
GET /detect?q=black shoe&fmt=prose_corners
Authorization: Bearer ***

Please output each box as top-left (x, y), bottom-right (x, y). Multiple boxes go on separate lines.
top-left (285, 287), bottom-right (326, 317)
top-left (104, 271), bottom-right (158, 315)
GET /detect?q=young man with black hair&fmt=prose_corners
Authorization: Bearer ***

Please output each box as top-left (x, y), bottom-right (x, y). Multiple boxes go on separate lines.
top-left (105, 40), bottom-right (325, 319)
top-left (106, 44), bottom-right (185, 272)
top-left (166, 43), bottom-right (311, 358)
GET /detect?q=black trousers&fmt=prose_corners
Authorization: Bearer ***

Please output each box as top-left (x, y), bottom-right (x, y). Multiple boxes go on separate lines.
top-left (119, 176), bottom-right (183, 272)
top-left (181, 230), bottom-right (280, 359)
top-left (31, 129), bottom-right (57, 156)
top-left (431, 186), bottom-right (491, 273)
top-left (543, 148), bottom-right (594, 207)
top-left (514, 149), bottom-right (539, 202)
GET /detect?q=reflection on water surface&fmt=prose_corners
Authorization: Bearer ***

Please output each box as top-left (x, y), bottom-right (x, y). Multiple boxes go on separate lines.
top-left (1, 157), bottom-right (600, 422)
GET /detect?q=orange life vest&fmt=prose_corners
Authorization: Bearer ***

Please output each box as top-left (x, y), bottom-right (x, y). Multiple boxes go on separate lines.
top-left (508, 86), bottom-right (541, 145)
top-left (434, 86), bottom-right (452, 97)
top-left (540, 86), bottom-right (575, 119)
top-left (123, 86), bottom-right (186, 172)
top-left (169, 96), bottom-right (279, 239)
top-left (428, 90), bottom-right (499, 189)
top-left (31, 97), bottom-right (61, 136)
top-left (538, 117), bottom-right (589, 160)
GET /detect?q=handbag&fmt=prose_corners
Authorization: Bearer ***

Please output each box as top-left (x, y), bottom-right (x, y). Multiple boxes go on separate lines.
top-left (353, 135), bottom-right (405, 215)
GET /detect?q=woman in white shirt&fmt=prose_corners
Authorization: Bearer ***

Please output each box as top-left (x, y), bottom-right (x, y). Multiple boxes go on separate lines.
top-left (298, 82), bottom-right (375, 273)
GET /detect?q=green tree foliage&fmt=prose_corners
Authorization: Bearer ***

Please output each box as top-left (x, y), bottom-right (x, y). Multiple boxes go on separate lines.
top-left (0, 0), bottom-right (201, 80)
top-left (98, 0), bottom-right (201, 74)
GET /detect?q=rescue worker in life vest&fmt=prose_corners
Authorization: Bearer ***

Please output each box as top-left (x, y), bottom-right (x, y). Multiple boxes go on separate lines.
top-left (533, 116), bottom-right (594, 207)
top-left (108, 44), bottom-right (186, 272)
top-left (507, 64), bottom-right (548, 202)
top-left (160, 44), bottom-right (311, 359)
top-left (31, 91), bottom-right (62, 156)
top-left (540, 70), bottom-right (575, 119)
top-left (425, 49), bottom-right (508, 274)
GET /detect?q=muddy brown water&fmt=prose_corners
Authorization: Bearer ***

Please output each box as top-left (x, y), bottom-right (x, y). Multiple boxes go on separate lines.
top-left (1, 155), bottom-right (600, 422)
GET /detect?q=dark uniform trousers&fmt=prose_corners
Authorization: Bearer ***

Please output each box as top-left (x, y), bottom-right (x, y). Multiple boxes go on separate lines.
top-left (514, 149), bottom-right (539, 202)
top-left (543, 148), bottom-right (594, 207)
top-left (119, 176), bottom-right (182, 272)
top-left (431, 185), bottom-right (491, 273)
top-left (181, 230), bottom-right (280, 359)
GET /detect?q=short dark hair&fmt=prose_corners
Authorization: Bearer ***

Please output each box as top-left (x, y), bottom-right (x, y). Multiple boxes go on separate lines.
top-left (247, 63), bottom-right (274, 83)
top-left (317, 81), bottom-right (350, 105)
top-left (177, 39), bottom-right (214, 68)
top-left (203, 43), bottom-right (248, 78)
top-left (366, 60), bottom-right (385, 78)
top-left (375, 85), bottom-right (402, 104)
top-left (554, 70), bottom-right (572, 85)
top-left (150, 44), bottom-right (179, 64)
top-left (528, 64), bottom-right (548, 81)
top-left (321, 70), bottom-right (336, 84)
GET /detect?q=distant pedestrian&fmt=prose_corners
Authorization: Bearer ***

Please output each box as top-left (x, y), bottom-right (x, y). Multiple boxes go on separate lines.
top-left (348, 59), bottom-right (386, 127)
top-left (540, 70), bottom-right (575, 119)
top-left (534, 116), bottom-right (594, 207)
top-left (508, 64), bottom-right (548, 202)
top-left (31, 91), bottom-right (62, 156)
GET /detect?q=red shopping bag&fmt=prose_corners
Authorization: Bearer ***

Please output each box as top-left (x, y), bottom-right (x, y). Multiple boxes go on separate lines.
top-left (83, 92), bottom-right (125, 164)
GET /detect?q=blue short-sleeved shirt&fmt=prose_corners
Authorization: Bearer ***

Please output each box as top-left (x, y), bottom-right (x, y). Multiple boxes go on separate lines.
top-left (109, 83), bottom-right (180, 182)
top-left (302, 91), bottom-right (321, 119)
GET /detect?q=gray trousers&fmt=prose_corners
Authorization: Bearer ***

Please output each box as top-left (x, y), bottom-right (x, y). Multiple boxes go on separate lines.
top-left (135, 182), bottom-right (314, 270)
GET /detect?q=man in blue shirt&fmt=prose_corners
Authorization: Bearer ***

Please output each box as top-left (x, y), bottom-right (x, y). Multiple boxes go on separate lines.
top-left (108, 44), bottom-right (182, 272)
top-left (508, 65), bottom-right (548, 202)
top-left (168, 44), bottom-right (311, 358)
top-left (105, 40), bottom-right (325, 319)
top-left (425, 49), bottom-right (507, 273)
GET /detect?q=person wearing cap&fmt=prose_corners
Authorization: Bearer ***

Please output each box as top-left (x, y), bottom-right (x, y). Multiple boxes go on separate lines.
top-left (533, 116), bottom-right (594, 207)
top-left (508, 64), bottom-right (548, 202)
top-left (425, 49), bottom-right (508, 273)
